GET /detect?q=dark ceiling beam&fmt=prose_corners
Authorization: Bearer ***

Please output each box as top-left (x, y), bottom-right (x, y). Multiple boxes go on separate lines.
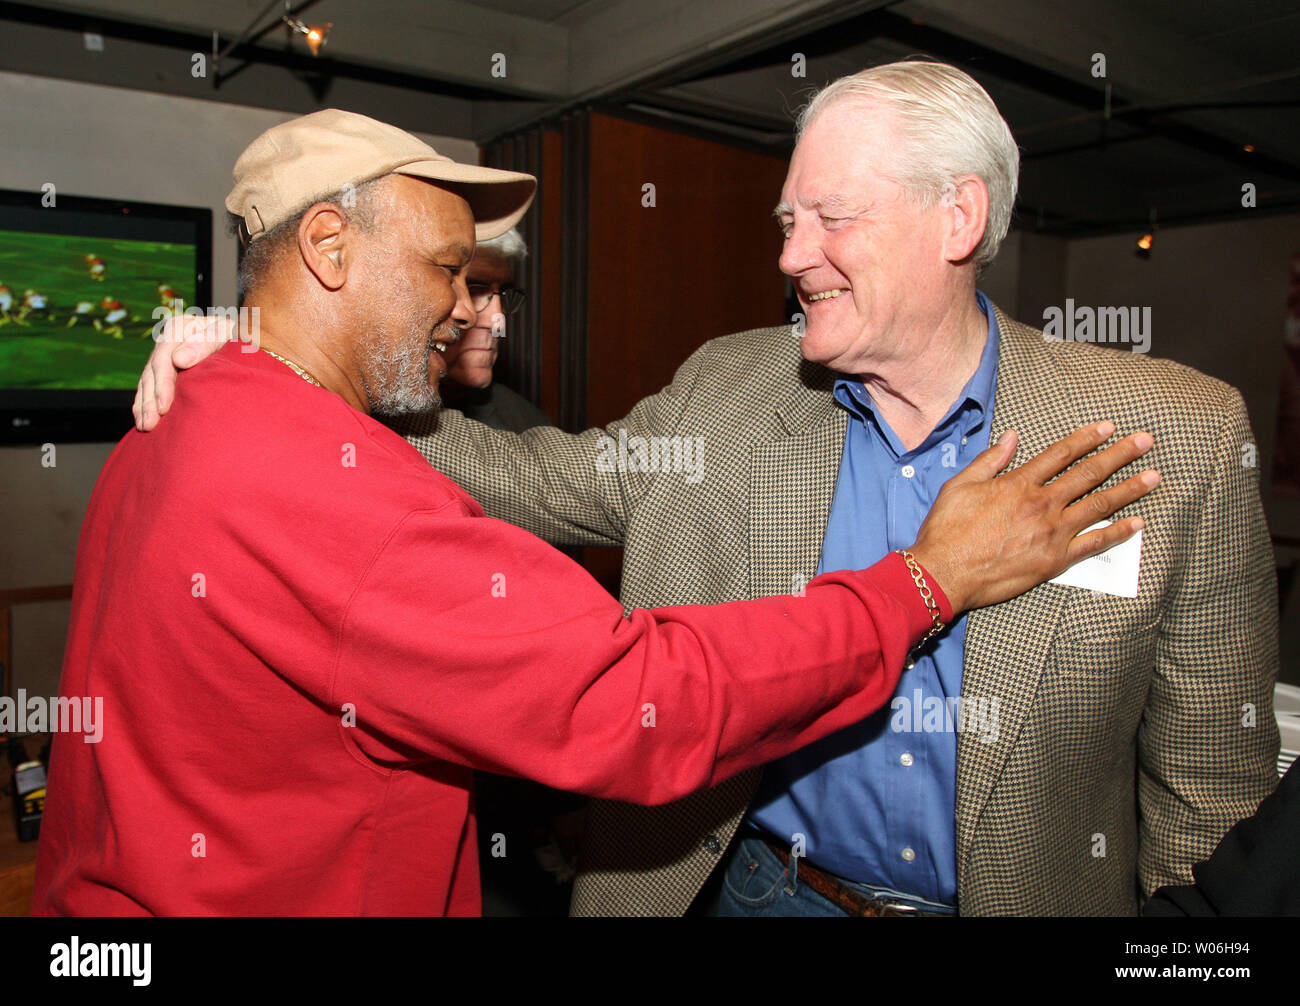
top-left (872, 12), bottom-right (1300, 180)
top-left (210, 0), bottom-right (322, 89)
top-left (0, 1), bottom-right (543, 102)
top-left (607, 7), bottom-right (1299, 239)
top-left (571, 0), bottom-right (902, 98)
top-left (658, 6), bottom-right (1300, 182)
top-left (612, 6), bottom-right (1136, 156)
top-left (470, 0), bottom-right (899, 144)
top-left (0, 9), bottom-right (482, 136)
top-left (31, 0), bottom-right (570, 95)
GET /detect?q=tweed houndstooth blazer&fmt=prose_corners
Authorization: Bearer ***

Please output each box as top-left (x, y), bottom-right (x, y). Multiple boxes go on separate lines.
top-left (401, 303), bottom-right (1280, 916)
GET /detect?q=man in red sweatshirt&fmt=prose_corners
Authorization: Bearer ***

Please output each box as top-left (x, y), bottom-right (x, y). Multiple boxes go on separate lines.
top-left (32, 111), bottom-right (1155, 916)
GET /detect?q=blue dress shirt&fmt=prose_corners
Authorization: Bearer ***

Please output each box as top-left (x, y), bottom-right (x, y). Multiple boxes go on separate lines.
top-left (747, 291), bottom-right (1001, 906)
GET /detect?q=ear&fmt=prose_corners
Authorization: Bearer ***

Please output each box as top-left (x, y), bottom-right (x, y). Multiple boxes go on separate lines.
top-left (942, 174), bottom-right (990, 265)
top-left (297, 203), bottom-right (350, 291)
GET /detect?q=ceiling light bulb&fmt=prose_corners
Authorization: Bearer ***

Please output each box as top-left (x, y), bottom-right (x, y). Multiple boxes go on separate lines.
top-left (304, 22), bottom-right (332, 55)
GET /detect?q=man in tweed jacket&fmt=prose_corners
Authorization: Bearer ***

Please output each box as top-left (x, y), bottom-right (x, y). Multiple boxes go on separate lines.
top-left (400, 307), bottom-right (1276, 917)
top-left (399, 63), bottom-right (1279, 916)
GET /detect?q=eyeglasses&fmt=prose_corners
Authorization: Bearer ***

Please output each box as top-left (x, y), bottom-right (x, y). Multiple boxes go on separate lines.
top-left (467, 284), bottom-right (526, 315)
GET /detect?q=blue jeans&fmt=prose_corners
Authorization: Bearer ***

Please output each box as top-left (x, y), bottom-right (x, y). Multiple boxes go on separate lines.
top-left (706, 834), bottom-right (957, 917)
top-left (707, 835), bottom-right (849, 917)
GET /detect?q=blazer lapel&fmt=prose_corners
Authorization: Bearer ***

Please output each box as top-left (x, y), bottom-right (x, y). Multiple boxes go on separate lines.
top-left (748, 361), bottom-right (846, 599)
top-left (955, 305), bottom-right (1078, 881)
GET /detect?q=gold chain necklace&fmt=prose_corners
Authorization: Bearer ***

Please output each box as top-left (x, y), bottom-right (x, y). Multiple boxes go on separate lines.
top-left (262, 348), bottom-right (323, 387)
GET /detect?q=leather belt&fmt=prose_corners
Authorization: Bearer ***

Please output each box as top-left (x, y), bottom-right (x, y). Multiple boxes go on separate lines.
top-left (759, 835), bottom-right (953, 918)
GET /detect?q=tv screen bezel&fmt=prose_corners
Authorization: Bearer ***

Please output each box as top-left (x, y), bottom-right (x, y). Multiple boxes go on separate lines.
top-left (0, 187), bottom-right (212, 446)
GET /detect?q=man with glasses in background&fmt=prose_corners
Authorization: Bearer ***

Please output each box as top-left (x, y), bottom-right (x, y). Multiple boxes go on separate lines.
top-left (441, 227), bottom-right (549, 435)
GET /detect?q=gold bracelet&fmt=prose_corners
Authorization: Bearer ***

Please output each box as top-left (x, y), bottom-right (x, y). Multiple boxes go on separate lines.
top-left (897, 549), bottom-right (944, 650)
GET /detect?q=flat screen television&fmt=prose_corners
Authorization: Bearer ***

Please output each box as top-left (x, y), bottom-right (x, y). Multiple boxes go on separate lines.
top-left (0, 188), bottom-right (211, 444)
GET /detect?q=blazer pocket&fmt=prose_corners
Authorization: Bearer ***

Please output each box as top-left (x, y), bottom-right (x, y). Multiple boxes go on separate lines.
top-left (1038, 622), bottom-right (1160, 753)
top-left (1047, 619), bottom-right (1160, 675)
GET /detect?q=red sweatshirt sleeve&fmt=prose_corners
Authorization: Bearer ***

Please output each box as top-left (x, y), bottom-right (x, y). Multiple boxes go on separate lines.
top-left (328, 508), bottom-right (953, 806)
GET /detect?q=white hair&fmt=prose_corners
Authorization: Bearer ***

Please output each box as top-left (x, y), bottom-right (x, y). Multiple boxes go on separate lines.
top-left (795, 60), bottom-right (1020, 270)
top-left (478, 226), bottom-right (527, 263)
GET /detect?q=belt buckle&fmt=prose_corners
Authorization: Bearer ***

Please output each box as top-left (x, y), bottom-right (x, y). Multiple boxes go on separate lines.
top-left (871, 895), bottom-right (922, 917)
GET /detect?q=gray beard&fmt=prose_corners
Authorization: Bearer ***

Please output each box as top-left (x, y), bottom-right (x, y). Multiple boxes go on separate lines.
top-left (358, 320), bottom-right (459, 420)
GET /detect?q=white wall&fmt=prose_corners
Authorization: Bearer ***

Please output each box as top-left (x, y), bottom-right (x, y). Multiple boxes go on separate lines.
top-left (0, 71), bottom-right (476, 697)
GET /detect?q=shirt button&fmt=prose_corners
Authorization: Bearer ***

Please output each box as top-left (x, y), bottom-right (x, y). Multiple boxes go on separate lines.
top-left (901, 847), bottom-right (916, 862)
top-left (905, 657), bottom-right (916, 670)
top-left (961, 436), bottom-right (968, 445)
top-left (900, 752), bottom-right (914, 767)
top-left (704, 835), bottom-right (722, 854)
top-left (900, 464), bottom-right (916, 478)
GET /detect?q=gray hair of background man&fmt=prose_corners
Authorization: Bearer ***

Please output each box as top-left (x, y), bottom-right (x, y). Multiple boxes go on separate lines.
top-left (476, 226), bottom-right (527, 264)
top-left (796, 60), bottom-right (1020, 271)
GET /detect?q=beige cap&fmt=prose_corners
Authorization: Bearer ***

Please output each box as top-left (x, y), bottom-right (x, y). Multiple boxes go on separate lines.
top-left (226, 109), bottom-right (536, 243)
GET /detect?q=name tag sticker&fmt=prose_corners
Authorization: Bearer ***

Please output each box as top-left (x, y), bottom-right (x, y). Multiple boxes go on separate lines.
top-left (1049, 520), bottom-right (1142, 598)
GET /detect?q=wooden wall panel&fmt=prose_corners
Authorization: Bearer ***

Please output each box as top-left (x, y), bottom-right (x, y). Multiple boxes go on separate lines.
top-left (539, 128), bottom-right (564, 422)
top-left (585, 113), bottom-right (789, 426)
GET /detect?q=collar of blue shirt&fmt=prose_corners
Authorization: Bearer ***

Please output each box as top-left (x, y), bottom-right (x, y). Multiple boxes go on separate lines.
top-left (831, 290), bottom-right (1001, 457)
